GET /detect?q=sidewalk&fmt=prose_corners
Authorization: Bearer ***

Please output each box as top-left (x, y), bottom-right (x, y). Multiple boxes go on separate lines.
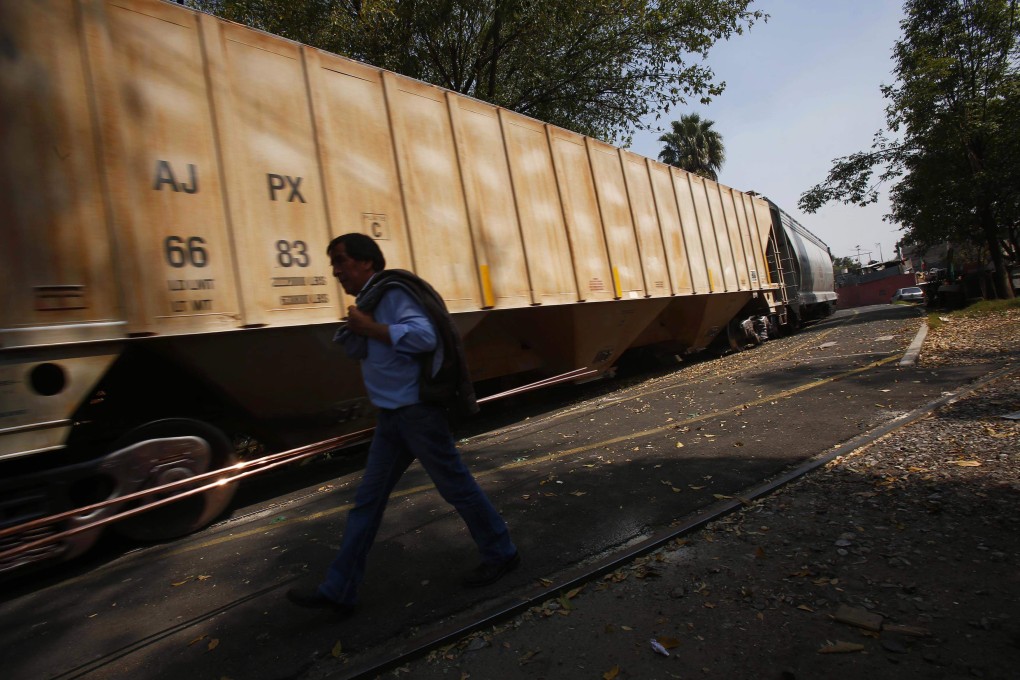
top-left (394, 308), bottom-right (1020, 680)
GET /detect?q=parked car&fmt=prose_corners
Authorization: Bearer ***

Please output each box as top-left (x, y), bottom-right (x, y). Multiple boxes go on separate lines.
top-left (891, 286), bottom-right (925, 303)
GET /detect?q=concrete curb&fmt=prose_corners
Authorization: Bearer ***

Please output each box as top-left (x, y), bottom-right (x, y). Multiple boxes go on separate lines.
top-left (899, 319), bottom-right (929, 366)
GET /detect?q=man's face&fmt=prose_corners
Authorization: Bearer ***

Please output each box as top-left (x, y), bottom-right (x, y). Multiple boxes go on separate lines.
top-left (329, 243), bottom-right (375, 296)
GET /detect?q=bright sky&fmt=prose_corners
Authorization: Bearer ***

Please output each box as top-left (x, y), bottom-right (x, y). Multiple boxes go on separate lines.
top-left (628, 0), bottom-right (906, 264)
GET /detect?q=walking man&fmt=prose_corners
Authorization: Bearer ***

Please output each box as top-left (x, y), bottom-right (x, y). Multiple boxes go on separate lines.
top-left (287, 233), bottom-right (519, 616)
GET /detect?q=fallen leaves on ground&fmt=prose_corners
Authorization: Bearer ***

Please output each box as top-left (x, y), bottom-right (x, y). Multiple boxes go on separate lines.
top-left (657, 636), bottom-right (681, 649)
top-left (518, 650), bottom-right (539, 665)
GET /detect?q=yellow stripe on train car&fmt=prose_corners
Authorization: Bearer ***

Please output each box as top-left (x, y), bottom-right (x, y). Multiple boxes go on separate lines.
top-left (479, 264), bottom-right (495, 308)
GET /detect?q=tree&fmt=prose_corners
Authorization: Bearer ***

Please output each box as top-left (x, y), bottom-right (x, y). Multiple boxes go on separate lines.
top-left (832, 256), bottom-right (861, 276)
top-left (656, 112), bottom-right (726, 180)
top-left (191, 0), bottom-right (765, 145)
top-left (799, 0), bottom-right (1019, 299)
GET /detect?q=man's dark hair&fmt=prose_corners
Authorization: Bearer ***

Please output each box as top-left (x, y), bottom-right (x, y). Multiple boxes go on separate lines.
top-left (327, 233), bottom-right (386, 271)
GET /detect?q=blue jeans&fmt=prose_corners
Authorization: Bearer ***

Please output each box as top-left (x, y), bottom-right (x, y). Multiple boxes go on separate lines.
top-left (318, 403), bottom-right (517, 604)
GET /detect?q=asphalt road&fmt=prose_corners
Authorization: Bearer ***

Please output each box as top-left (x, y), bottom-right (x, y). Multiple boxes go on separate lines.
top-left (1, 303), bottom-right (996, 680)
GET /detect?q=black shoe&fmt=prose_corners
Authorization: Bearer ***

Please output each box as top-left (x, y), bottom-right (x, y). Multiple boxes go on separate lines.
top-left (463, 551), bottom-right (521, 587)
top-left (286, 587), bottom-right (356, 617)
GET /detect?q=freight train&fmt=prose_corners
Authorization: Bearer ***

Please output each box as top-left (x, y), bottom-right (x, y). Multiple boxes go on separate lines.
top-left (0, 0), bottom-right (835, 575)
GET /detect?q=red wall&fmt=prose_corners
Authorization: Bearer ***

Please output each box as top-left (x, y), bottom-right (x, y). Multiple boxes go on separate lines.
top-left (836, 273), bottom-right (919, 309)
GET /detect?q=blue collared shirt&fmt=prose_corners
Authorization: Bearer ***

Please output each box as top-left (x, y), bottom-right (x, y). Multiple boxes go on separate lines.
top-left (360, 283), bottom-right (438, 409)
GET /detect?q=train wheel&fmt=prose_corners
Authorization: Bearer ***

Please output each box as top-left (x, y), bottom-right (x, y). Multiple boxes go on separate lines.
top-left (725, 317), bottom-right (757, 352)
top-left (787, 310), bottom-right (802, 332)
top-left (768, 315), bottom-right (783, 339)
top-left (111, 418), bottom-right (238, 541)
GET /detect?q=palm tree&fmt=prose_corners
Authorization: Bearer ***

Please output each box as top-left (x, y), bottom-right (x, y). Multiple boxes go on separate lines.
top-left (657, 113), bottom-right (726, 181)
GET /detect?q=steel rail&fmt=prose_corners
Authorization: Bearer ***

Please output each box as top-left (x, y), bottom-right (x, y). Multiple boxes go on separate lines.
top-left (476, 367), bottom-right (598, 404)
top-left (0, 429), bottom-right (374, 564)
top-left (0, 368), bottom-right (598, 566)
top-left (0, 429), bottom-right (374, 542)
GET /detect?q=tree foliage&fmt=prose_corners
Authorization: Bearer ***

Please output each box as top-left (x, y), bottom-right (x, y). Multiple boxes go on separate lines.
top-left (799, 0), bottom-right (1019, 298)
top-left (191, 0), bottom-right (764, 144)
top-left (832, 255), bottom-right (861, 275)
top-left (656, 112), bottom-right (726, 180)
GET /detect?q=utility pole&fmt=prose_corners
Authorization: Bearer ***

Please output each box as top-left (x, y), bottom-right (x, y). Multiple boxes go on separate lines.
top-left (875, 242), bottom-right (884, 262)
top-left (853, 245), bottom-right (873, 265)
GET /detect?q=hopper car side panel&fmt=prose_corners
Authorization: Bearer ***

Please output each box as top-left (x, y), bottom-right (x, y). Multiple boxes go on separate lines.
top-left (448, 98), bottom-right (532, 309)
top-left (498, 112), bottom-right (578, 305)
top-left (741, 193), bottom-right (772, 288)
top-left (619, 152), bottom-right (673, 298)
top-left (0, 0), bottom-right (833, 574)
top-left (548, 128), bottom-right (617, 301)
top-left (649, 166), bottom-right (697, 295)
top-left (0, 0), bottom-right (122, 345)
top-left (704, 178), bottom-right (740, 292)
top-left (201, 16), bottom-right (339, 327)
top-left (686, 174), bottom-right (726, 292)
top-left (305, 54), bottom-right (414, 296)
top-left (84, 0), bottom-right (244, 335)
top-left (383, 73), bottom-right (482, 311)
top-left (723, 185), bottom-right (757, 289)
top-left (587, 139), bottom-right (646, 300)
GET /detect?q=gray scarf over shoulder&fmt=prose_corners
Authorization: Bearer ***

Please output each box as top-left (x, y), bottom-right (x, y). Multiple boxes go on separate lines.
top-left (334, 269), bottom-right (479, 416)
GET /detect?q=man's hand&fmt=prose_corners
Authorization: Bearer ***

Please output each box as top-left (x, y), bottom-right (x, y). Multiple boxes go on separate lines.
top-left (346, 306), bottom-right (391, 344)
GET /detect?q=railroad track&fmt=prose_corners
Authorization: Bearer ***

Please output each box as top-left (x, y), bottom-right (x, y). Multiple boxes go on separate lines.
top-left (7, 307), bottom-right (945, 680)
